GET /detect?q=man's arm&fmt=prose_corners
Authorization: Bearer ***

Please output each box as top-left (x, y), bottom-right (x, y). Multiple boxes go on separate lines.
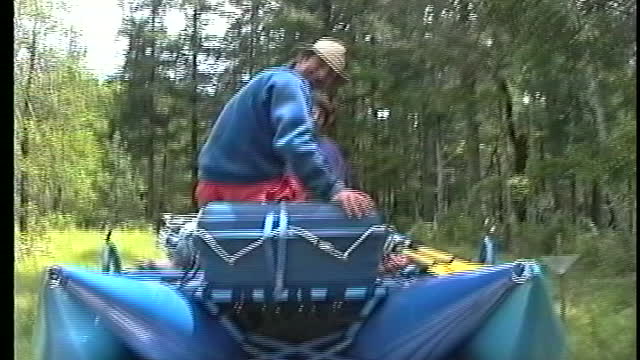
top-left (268, 74), bottom-right (345, 200)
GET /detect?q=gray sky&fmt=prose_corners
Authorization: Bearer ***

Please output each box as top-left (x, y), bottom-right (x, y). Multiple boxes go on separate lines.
top-left (60, 0), bottom-right (233, 79)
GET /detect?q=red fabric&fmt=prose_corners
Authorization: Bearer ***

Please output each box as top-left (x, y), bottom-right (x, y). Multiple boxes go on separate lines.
top-left (195, 175), bottom-right (308, 206)
top-left (379, 254), bottom-right (412, 273)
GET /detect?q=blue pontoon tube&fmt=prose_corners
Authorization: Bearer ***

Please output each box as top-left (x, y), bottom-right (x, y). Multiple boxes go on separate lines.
top-left (36, 266), bottom-right (244, 360)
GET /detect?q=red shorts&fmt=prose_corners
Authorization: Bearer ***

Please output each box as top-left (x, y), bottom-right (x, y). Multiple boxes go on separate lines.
top-left (195, 175), bottom-right (308, 207)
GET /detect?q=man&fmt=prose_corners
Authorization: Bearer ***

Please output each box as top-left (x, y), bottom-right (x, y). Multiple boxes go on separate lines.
top-left (137, 39), bottom-right (373, 271)
top-left (196, 37), bottom-right (374, 218)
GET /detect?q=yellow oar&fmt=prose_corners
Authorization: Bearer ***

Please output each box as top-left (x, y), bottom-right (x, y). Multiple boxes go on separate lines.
top-left (404, 246), bottom-right (485, 275)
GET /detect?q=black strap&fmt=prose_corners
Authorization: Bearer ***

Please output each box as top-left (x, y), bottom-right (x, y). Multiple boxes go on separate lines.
top-left (101, 240), bottom-right (122, 273)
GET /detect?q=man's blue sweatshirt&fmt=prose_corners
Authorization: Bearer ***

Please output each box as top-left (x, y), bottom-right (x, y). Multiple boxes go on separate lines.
top-left (198, 66), bottom-right (344, 200)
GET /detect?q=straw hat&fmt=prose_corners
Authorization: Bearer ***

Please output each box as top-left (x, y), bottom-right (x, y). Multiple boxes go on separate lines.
top-left (309, 37), bottom-right (350, 82)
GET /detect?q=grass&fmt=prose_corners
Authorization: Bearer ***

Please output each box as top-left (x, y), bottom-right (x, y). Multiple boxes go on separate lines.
top-left (561, 269), bottom-right (636, 360)
top-left (14, 229), bottom-right (164, 360)
top-left (15, 229), bottom-right (636, 360)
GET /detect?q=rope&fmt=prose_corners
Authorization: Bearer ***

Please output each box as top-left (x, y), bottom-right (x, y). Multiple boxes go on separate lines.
top-left (511, 260), bottom-right (537, 284)
top-left (194, 228), bottom-right (280, 265)
top-left (183, 213), bottom-right (386, 265)
top-left (286, 225), bottom-right (388, 261)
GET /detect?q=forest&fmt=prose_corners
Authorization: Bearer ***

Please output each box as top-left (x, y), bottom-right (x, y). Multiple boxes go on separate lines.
top-left (15, 0), bottom-right (636, 359)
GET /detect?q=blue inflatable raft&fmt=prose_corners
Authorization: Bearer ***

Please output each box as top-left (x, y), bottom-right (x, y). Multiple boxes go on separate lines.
top-left (35, 202), bottom-right (567, 360)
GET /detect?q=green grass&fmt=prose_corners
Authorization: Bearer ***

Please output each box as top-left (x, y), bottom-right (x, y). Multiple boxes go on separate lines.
top-left (15, 229), bottom-right (164, 360)
top-left (562, 271), bottom-right (637, 360)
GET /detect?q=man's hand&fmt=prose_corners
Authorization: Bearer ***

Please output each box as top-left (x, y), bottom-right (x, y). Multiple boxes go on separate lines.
top-left (332, 189), bottom-right (376, 218)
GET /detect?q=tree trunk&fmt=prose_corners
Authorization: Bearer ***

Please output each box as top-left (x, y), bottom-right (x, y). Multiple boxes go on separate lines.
top-left (157, 125), bottom-right (169, 232)
top-left (588, 68), bottom-right (608, 231)
top-left (570, 175), bottom-right (577, 225)
top-left (497, 90), bottom-right (515, 253)
top-left (501, 79), bottom-right (527, 223)
top-left (146, 128), bottom-right (156, 220)
top-left (630, 179), bottom-right (636, 236)
top-left (501, 149), bottom-right (514, 253)
top-left (421, 117), bottom-right (436, 222)
top-left (588, 69), bottom-right (608, 144)
top-left (190, 2), bottom-right (201, 210)
top-left (247, 0), bottom-right (261, 75)
top-left (465, 110), bottom-right (481, 216)
top-left (590, 181), bottom-right (602, 227)
top-left (465, 114), bottom-right (481, 188)
top-left (435, 115), bottom-right (445, 227)
top-left (18, 20), bottom-right (39, 232)
top-left (18, 120), bottom-right (29, 232)
top-left (145, 0), bottom-right (161, 221)
top-left (605, 194), bottom-right (618, 229)
top-left (462, 69), bottom-right (480, 209)
top-left (321, 0), bottom-right (332, 32)
top-left (494, 141), bottom-right (504, 225)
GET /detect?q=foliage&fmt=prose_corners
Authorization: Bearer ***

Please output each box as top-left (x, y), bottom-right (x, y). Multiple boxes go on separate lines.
top-left (15, 0), bottom-right (146, 230)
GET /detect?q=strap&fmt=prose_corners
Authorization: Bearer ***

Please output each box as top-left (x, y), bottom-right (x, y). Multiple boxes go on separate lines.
top-left (511, 260), bottom-right (538, 284)
top-left (195, 205), bottom-right (205, 224)
top-left (274, 203), bottom-right (289, 297)
top-left (478, 234), bottom-right (497, 265)
top-left (301, 287), bottom-right (312, 309)
top-left (262, 211), bottom-right (277, 281)
top-left (101, 240), bottom-right (122, 274)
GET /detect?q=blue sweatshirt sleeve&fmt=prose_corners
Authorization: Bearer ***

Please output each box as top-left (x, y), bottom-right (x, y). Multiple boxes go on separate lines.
top-left (267, 73), bottom-right (345, 200)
